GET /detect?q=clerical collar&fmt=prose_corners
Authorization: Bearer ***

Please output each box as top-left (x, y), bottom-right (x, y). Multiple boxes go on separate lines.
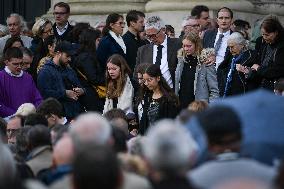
top-left (4, 66), bottom-right (23, 77)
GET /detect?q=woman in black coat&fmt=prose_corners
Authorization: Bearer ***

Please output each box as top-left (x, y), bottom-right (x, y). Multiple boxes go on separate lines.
top-left (237, 16), bottom-right (284, 91)
top-left (74, 29), bottom-right (105, 112)
top-left (96, 13), bottom-right (127, 74)
top-left (137, 64), bottom-right (180, 135)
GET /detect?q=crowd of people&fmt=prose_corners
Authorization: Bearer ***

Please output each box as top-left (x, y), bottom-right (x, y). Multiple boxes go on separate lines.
top-left (0, 1), bottom-right (284, 189)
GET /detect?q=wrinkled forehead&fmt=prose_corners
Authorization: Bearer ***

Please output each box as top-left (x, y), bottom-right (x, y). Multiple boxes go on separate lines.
top-left (8, 16), bottom-right (20, 25)
top-left (185, 19), bottom-right (199, 25)
top-left (7, 117), bottom-right (22, 128)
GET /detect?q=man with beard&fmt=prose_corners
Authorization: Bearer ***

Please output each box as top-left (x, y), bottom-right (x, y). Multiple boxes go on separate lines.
top-left (37, 41), bottom-right (84, 120)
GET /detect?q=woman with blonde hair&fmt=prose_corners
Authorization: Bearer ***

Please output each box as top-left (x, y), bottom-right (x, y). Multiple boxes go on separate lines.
top-left (103, 54), bottom-right (134, 114)
top-left (175, 32), bottom-right (219, 109)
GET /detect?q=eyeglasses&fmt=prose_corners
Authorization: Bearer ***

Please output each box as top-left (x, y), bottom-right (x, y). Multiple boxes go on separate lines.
top-left (143, 77), bottom-right (154, 84)
top-left (184, 24), bottom-right (200, 29)
top-left (22, 61), bottom-right (31, 66)
top-left (42, 28), bottom-right (53, 34)
top-left (53, 12), bottom-right (67, 16)
top-left (114, 21), bottom-right (126, 26)
top-left (146, 29), bottom-right (161, 39)
top-left (6, 128), bottom-right (20, 136)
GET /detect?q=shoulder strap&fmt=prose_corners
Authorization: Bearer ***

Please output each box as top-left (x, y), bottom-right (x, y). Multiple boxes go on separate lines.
top-left (76, 68), bottom-right (88, 81)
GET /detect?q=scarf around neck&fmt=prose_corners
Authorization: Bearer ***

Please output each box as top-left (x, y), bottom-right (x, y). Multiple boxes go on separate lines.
top-left (109, 30), bottom-right (126, 54)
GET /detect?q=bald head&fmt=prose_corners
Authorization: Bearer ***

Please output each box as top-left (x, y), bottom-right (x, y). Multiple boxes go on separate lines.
top-left (70, 112), bottom-right (111, 145)
top-left (53, 135), bottom-right (74, 166)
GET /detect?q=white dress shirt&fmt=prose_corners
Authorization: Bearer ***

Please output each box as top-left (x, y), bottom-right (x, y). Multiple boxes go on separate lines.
top-left (214, 29), bottom-right (230, 69)
top-left (56, 23), bottom-right (69, 36)
top-left (152, 36), bottom-right (173, 88)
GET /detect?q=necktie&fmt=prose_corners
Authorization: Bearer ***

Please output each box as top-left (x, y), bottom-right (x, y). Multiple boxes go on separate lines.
top-left (155, 45), bottom-right (163, 66)
top-left (214, 34), bottom-right (224, 54)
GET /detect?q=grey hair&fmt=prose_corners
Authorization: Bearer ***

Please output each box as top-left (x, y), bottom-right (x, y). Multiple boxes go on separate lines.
top-left (0, 142), bottom-right (17, 180)
top-left (6, 13), bottom-right (26, 31)
top-left (127, 136), bottom-right (146, 157)
top-left (143, 119), bottom-right (198, 174)
top-left (69, 112), bottom-right (111, 146)
top-left (145, 16), bottom-right (165, 31)
top-left (227, 32), bottom-right (250, 51)
top-left (182, 15), bottom-right (197, 27)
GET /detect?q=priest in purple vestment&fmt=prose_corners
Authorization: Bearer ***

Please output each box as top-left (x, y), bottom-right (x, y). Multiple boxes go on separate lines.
top-left (0, 47), bottom-right (42, 118)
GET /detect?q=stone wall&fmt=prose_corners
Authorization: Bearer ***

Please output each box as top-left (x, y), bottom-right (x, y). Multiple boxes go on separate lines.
top-left (46, 0), bottom-right (284, 36)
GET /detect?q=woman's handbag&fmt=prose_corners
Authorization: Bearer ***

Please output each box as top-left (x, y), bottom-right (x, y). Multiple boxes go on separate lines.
top-left (76, 69), bottom-right (106, 98)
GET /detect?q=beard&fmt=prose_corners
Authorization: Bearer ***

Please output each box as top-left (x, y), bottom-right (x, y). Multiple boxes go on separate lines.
top-left (58, 58), bottom-right (68, 67)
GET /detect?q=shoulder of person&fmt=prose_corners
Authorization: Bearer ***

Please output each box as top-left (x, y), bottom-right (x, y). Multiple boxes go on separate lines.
top-left (204, 28), bottom-right (217, 37)
top-left (168, 37), bottom-right (182, 45)
top-left (0, 35), bottom-right (9, 41)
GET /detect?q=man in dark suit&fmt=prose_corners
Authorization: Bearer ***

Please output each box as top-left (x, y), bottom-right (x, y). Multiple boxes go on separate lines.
top-left (52, 2), bottom-right (74, 42)
top-left (203, 7), bottom-right (233, 68)
top-left (135, 16), bottom-right (181, 88)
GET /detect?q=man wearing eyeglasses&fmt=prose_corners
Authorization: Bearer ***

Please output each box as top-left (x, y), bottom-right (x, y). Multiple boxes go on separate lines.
top-left (52, 2), bottom-right (74, 42)
top-left (135, 16), bottom-right (181, 89)
top-left (6, 115), bottom-right (24, 144)
top-left (0, 47), bottom-right (42, 118)
top-left (182, 16), bottom-right (201, 37)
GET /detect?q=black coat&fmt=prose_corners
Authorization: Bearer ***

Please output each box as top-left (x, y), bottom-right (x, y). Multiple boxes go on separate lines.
top-left (52, 22), bottom-right (74, 42)
top-left (73, 51), bottom-right (105, 112)
top-left (122, 31), bottom-right (147, 72)
top-left (249, 36), bottom-right (284, 90)
top-left (138, 92), bottom-right (179, 135)
top-left (96, 34), bottom-right (126, 73)
top-left (217, 49), bottom-right (258, 96)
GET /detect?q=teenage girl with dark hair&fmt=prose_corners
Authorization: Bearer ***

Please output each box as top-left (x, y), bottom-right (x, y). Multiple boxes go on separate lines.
top-left (138, 64), bottom-right (179, 135)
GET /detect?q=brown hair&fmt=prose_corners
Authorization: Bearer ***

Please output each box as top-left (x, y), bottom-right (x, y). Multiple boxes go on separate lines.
top-left (188, 100), bottom-right (208, 112)
top-left (135, 63), bottom-right (152, 75)
top-left (106, 54), bottom-right (131, 99)
top-left (182, 32), bottom-right (202, 57)
top-left (54, 2), bottom-right (70, 13)
top-left (261, 15), bottom-right (284, 38)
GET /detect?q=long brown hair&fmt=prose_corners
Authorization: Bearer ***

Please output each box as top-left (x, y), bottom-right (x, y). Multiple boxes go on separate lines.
top-left (106, 54), bottom-right (131, 99)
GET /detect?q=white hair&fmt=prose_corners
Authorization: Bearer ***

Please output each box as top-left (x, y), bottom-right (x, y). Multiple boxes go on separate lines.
top-left (6, 13), bottom-right (26, 31)
top-left (15, 103), bottom-right (36, 117)
top-left (69, 112), bottom-right (111, 145)
top-left (0, 142), bottom-right (17, 180)
top-left (143, 119), bottom-right (198, 173)
top-left (227, 32), bottom-right (249, 50)
top-left (199, 48), bottom-right (215, 63)
top-left (145, 16), bottom-right (165, 31)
